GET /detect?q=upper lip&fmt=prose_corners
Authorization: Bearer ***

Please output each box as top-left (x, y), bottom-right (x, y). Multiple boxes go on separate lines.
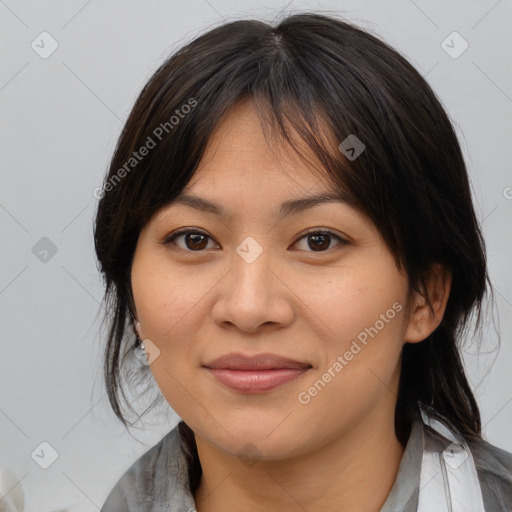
top-left (203, 352), bottom-right (312, 370)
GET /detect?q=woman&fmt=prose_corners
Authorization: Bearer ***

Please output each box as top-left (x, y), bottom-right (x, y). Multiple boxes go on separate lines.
top-left (94, 12), bottom-right (512, 512)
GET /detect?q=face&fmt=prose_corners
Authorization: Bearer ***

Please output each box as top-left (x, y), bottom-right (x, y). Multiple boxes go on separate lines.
top-left (130, 98), bottom-right (415, 461)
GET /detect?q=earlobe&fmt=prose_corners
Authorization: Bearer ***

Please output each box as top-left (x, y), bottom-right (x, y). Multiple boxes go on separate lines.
top-left (404, 264), bottom-right (451, 344)
top-left (135, 320), bottom-right (143, 339)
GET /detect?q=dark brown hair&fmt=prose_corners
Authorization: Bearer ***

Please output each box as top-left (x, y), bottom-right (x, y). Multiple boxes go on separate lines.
top-left (94, 12), bottom-right (492, 495)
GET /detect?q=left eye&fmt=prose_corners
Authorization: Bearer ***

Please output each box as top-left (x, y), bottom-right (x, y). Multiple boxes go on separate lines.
top-left (162, 229), bottom-right (348, 253)
top-left (293, 230), bottom-right (348, 252)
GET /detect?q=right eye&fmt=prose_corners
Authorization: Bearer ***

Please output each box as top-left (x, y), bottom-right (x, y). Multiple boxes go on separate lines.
top-left (161, 229), bottom-right (220, 252)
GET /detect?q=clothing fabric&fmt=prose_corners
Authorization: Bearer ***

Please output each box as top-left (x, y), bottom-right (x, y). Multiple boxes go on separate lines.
top-left (101, 403), bottom-right (512, 511)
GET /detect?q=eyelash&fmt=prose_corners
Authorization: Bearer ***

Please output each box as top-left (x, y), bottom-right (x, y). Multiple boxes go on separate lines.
top-left (161, 228), bottom-right (349, 254)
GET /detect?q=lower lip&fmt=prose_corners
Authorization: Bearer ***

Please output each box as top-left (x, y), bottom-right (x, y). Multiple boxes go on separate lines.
top-left (206, 368), bottom-right (311, 393)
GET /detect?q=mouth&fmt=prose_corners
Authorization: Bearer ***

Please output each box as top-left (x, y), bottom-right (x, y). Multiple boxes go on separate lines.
top-left (203, 352), bottom-right (312, 393)
top-left (203, 352), bottom-right (312, 371)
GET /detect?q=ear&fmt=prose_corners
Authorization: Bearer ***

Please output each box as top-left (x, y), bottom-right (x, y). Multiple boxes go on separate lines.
top-left (404, 263), bottom-right (451, 344)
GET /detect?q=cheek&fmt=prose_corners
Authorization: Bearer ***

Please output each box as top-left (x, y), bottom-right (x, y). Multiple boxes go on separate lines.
top-left (293, 261), bottom-right (407, 405)
top-left (131, 253), bottom-right (208, 341)
top-left (290, 260), bottom-right (407, 351)
top-left (131, 255), bottom-right (206, 414)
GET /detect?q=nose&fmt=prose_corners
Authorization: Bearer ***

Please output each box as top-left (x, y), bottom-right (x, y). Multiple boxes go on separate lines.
top-left (210, 237), bottom-right (295, 334)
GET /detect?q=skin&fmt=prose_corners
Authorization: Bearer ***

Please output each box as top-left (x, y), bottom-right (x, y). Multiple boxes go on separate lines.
top-left (131, 97), bottom-right (451, 512)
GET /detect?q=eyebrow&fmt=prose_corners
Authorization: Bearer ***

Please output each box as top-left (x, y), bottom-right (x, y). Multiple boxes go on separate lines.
top-left (170, 191), bottom-right (354, 219)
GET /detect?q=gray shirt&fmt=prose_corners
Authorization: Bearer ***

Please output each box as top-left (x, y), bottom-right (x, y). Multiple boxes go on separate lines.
top-left (101, 407), bottom-right (512, 511)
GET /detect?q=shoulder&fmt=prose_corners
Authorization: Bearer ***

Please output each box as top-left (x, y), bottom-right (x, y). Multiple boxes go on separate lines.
top-left (468, 437), bottom-right (512, 512)
top-left (100, 425), bottom-right (188, 511)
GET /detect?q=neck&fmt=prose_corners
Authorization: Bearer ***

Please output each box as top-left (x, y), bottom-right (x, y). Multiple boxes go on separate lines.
top-left (193, 397), bottom-right (405, 512)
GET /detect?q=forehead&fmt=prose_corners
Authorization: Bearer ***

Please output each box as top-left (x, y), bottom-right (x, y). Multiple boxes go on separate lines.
top-left (150, 98), bottom-right (374, 227)
top-left (151, 97), bottom-right (368, 226)
top-left (190, 97), bottom-right (337, 192)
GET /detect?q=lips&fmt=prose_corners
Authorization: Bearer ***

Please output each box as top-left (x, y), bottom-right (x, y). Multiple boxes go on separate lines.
top-left (203, 353), bottom-right (312, 393)
top-left (203, 352), bottom-right (312, 371)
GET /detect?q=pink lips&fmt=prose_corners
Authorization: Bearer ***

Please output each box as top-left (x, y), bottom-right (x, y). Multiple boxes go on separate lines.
top-left (203, 353), bottom-right (312, 393)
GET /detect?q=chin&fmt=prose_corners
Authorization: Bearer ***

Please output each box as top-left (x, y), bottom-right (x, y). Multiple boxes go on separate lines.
top-left (196, 420), bottom-right (310, 461)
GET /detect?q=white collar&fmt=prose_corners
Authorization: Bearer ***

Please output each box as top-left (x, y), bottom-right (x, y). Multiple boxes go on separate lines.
top-left (416, 402), bottom-right (485, 512)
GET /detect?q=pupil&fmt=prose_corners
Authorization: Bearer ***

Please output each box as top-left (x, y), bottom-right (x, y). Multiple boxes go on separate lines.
top-left (187, 233), bottom-right (207, 250)
top-left (309, 234), bottom-right (329, 251)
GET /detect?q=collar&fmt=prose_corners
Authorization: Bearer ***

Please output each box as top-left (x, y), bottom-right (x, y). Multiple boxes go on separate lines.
top-left (378, 405), bottom-right (423, 511)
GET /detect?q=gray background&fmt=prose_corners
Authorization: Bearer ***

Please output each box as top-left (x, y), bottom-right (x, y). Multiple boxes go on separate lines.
top-left (1, 1), bottom-right (511, 510)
